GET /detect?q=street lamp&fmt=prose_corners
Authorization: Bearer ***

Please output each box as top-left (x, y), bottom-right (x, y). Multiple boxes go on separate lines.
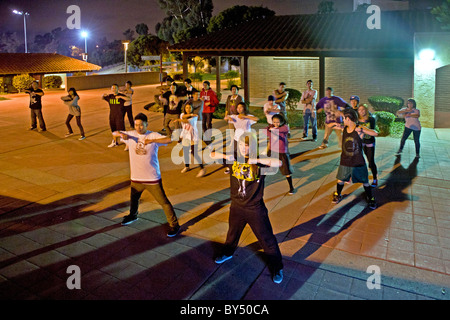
top-left (81, 31), bottom-right (88, 61)
top-left (122, 41), bottom-right (130, 73)
top-left (12, 9), bottom-right (30, 53)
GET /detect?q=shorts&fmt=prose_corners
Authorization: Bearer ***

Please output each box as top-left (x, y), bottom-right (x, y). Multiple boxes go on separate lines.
top-left (336, 165), bottom-right (368, 184)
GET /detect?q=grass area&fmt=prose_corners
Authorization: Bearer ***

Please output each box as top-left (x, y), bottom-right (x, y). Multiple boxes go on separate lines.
top-left (0, 97), bottom-right (11, 101)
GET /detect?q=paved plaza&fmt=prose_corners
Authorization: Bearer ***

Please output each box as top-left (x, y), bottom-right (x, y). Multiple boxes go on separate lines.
top-left (0, 84), bottom-right (449, 301)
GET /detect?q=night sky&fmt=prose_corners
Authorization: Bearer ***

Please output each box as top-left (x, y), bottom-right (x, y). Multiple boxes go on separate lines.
top-left (0, 0), bottom-right (352, 46)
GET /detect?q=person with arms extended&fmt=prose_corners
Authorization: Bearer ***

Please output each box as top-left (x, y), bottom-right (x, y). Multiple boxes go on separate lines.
top-left (112, 113), bottom-right (180, 237)
top-left (396, 98), bottom-right (421, 159)
top-left (103, 84), bottom-right (130, 148)
top-left (61, 87), bottom-right (85, 140)
top-left (211, 133), bottom-right (284, 284)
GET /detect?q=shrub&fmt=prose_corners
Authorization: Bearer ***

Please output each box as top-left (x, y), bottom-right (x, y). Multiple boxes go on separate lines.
top-left (43, 75), bottom-right (63, 89)
top-left (368, 96), bottom-right (404, 114)
top-left (285, 88), bottom-right (302, 111)
top-left (373, 111), bottom-right (395, 137)
top-left (12, 74), bottom-right (35, 93)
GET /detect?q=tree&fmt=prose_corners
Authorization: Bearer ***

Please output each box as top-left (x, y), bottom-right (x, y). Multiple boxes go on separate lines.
top-left (0, 32), bottom-right (20, 53)
top-left (89, 38), bottom-right (124, 67)
top-left (156, 0), bottom-right (214, 44)
top-left (431, 0), bottom-right (450, 30)
top-left (317, 1), bottom-right (337, 14)
top-left (127, 34), bottom-right (168, 68)
top-left (123, 28), bottom-right (135, 41)
top-left (207, 5), bottom-right (275, 33)
top-left (135, 23), bottom-right (149, 36)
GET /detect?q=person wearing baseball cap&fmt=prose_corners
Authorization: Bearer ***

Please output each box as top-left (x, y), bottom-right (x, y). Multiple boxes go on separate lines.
top-left (350, 95), bottom-right (360, 110)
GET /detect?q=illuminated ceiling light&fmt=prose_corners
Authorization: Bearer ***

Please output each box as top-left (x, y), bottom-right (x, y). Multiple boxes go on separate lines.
top-left (419, 49), bottom-right (435, 61)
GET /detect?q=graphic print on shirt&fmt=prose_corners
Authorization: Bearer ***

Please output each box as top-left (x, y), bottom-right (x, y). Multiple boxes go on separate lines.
top-left (343, 135), bottom-right (361, 157)
top-left (135, 138), bottom-right (147, 155)
top-left (232, 162), bottom-right (260, 198)
top-left (323, 99), bottom-right (340, 122)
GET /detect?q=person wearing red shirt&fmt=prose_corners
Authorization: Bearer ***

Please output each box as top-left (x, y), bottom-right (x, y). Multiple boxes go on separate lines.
top-left (200, 81), bottom-right (219, 142)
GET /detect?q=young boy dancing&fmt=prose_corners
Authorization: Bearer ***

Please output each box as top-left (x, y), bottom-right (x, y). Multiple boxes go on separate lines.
top-left (332, 109), bottom-right (378, 209)
top-left (210, 133), bottom-right (284, 284)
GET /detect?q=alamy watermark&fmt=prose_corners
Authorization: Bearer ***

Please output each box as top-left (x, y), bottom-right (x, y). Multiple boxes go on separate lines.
top-left (66, 5), bottom-right (81, 30)
top-left (366, 265), bottom-right (381, 290)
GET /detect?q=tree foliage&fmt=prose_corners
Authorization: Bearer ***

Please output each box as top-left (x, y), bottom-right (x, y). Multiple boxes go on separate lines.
top-left (207, 5), bottom-right (275, 33)
top-left (317, 1), bottom-right (337, 14)
top-left (155, 0), bottom-right (214, 44)
top-left (127, 34), bottom-right (168, 68)
top-left (431, 0), bottom-right (450, 30)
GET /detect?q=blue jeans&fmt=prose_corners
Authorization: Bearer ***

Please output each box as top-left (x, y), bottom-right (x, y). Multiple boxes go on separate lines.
top-left (399, 127), bottom-right (421, 155)
top-left (303, 112), bottom-right (317, 138)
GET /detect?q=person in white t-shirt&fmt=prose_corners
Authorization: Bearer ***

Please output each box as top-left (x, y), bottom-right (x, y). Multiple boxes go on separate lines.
top-left (112, 113), bottom-right (180, 237)
top-left (176, 103), bottom-right (206, 177)
top-left (396, 98), bottom-right (421, 158)
top-left (263, 95), bottom-right (280, 125)
top-left (224, 102), bottom-right (259, 174)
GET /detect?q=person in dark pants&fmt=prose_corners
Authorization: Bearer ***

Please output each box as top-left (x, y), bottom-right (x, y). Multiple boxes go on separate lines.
top-left (396, 98), bottom-right (421, 158)
top-left (122, 80), bottom-right (134, 128)
top-left (211, 133), bottom-right (284, 284)
top-left (102, 84), bottom-right (129, 148)
top-left (26, 81), bottom-right (46, 131)
top-left (200, 81), bottom-right (219, 142)
top-left (357, 104), bottom-right (378, 187)
top-left (61, 87), bottom-right (85, 140)
top-left (112, 113), bottom-right (180, 237)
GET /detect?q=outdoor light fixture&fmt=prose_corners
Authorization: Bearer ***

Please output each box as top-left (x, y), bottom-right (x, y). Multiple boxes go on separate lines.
top-left (418, 48), bottom-right (436, 61)
top-left (122, 41), bottom-right (130, 73)
top-left (81, 31), bottom-right (88, 61)
top-left (12, 9), bottom-right (30, 53)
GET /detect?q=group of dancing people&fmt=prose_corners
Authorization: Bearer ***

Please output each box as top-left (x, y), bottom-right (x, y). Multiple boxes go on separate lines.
top-left (25, 78), bottom-right (422, 284)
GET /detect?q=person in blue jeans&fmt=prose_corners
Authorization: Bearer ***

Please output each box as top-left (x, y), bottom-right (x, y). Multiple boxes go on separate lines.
top-left (396, 98), bottom-right (421, 158)
top-left (301, 80), bottom-right (318, 141)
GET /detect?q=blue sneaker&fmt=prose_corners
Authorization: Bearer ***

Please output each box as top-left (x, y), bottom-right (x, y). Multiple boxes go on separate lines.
top-left (215, 255), bottom-right (232, 264)
top-left (273, 270), bottom-right (283, 284)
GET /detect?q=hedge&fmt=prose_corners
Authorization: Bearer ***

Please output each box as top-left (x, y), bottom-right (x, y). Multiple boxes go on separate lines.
top-left (368, 96), bottom-right (404, 114)
top-left (373, 111), bottom-right (396, 137)
top-left (43, 75), bottom-right (63, 89)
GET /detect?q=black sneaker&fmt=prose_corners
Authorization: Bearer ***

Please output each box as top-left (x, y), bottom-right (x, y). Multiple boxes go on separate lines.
top-left (332, 192), bottom-right (342, 204)
top-left (368, 198), bottom-right (377, 209)
top-left (121, 214), bottom-right (138, 225)
top-left (167, 225), bottom-right (180, 237)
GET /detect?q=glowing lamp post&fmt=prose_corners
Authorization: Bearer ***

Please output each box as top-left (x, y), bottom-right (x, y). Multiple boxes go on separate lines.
top-left (122, 40), bottom-right (130, 73)
top-left (12, 10), bottom-right (30, 53)
top-left (81, 31), bottom-right (88, 61)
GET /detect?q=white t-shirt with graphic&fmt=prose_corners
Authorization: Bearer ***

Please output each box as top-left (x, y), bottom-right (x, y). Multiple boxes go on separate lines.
top-left (121, 130), bottom-right (168, 184)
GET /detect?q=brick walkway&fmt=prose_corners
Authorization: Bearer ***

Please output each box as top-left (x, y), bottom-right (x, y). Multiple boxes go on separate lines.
top-left (0, 85), bottom-right (449, 300)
